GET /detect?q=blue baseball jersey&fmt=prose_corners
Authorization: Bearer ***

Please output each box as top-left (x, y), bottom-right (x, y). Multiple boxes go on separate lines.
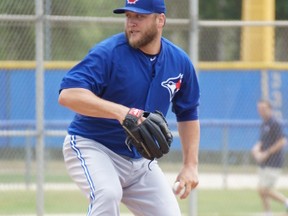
top-left (60, 33), bottom-right (200, 158)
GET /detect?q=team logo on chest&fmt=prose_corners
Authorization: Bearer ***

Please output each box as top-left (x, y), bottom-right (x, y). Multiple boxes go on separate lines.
top-left (161, 73), bottom-right (183, 102)
top-left (127, 0), bottom-right (138, 4)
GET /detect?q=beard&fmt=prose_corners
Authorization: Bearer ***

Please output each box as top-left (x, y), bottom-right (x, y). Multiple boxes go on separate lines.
top-left (125, 25), bottom-right (158, 49)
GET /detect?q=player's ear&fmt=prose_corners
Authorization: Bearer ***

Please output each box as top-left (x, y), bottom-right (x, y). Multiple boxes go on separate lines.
top-left (157, 13), bottom-right (166, 28)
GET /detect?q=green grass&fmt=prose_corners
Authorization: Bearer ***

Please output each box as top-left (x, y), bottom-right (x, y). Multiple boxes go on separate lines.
top-left (1, 189), bottom-right (288, 215)
top-left (0, 191), bottom-right (87, 214)
top-left (197, 189), bottom-right (288, 216)
top-left (1, 160), bottom-right (288, 215)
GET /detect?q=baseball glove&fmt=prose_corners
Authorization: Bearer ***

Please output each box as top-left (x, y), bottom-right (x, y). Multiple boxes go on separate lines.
top-left (122, 108), bottom-right (173, 160)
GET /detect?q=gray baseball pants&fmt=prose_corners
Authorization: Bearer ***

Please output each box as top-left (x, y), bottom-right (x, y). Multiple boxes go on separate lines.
top-left (63, 135), bottom-right (181, 216)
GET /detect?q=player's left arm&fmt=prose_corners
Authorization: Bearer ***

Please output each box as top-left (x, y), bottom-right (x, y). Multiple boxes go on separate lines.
top-left (175, 119), bottom-right (200, 199)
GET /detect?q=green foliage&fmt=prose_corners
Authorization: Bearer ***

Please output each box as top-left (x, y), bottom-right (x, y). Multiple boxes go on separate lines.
top-left (0, 0), bottom-right (287, 61)
top-left (0, 0), bottom-right (34, 15)
top-left (276, 0), bottom-right (288, 19)
top-left (49, 0), bottom-right (117, 17)
top-left (199, 0), bottom-right (242, 20)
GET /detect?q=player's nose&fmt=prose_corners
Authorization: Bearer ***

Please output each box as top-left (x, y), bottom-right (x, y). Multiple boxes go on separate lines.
top-left (126, 15), bottom-right (139, 26)
top-left (127, 19), bottom-right (137, 27)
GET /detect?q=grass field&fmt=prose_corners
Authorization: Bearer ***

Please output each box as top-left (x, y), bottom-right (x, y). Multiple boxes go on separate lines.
top-left (1, 189), bottom-right (288, 216)
top-left (1, 160), bottom-right (288, 215)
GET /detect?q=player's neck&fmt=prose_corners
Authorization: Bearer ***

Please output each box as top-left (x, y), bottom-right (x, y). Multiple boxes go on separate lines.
top-left (139, 37), bottom-right (161, 55)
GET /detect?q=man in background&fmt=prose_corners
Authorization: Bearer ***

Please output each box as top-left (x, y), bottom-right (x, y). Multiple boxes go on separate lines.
top-left (252, 99), bottom-right (288, 216)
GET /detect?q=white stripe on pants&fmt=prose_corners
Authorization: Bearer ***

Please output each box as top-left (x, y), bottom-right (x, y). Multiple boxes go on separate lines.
top-left (62, 135), bottom-right (181, 216)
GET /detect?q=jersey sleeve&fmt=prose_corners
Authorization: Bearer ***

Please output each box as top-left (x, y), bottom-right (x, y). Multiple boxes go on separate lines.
top-left (172, 58), bottom-right (200, 122)
top-left (59, 44), bottom-right (111, 96)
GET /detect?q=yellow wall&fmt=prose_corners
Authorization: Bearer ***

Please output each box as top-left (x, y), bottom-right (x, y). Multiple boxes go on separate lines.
top-left (1, 61), bottom-right (288, 70)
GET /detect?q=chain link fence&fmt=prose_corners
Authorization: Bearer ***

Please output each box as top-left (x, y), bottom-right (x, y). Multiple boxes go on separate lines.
top-left (1, 0), bottom-right (288, 215)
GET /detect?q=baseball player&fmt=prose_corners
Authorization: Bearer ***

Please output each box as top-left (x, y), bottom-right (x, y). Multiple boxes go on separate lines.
top-left (251, 100), bottom-right (288, 216)
top-left (58, 0), bottom-right (200, 215)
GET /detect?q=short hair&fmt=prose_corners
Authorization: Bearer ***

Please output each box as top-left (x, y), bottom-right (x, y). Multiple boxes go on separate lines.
top-left (258, 99), bottom-right (272, 109)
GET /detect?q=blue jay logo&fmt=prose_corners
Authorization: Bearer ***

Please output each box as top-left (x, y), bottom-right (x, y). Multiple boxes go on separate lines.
top-left (127, 0), bottom-right (138, 4)
top-left (161, 74), bottom-right (183, 102)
